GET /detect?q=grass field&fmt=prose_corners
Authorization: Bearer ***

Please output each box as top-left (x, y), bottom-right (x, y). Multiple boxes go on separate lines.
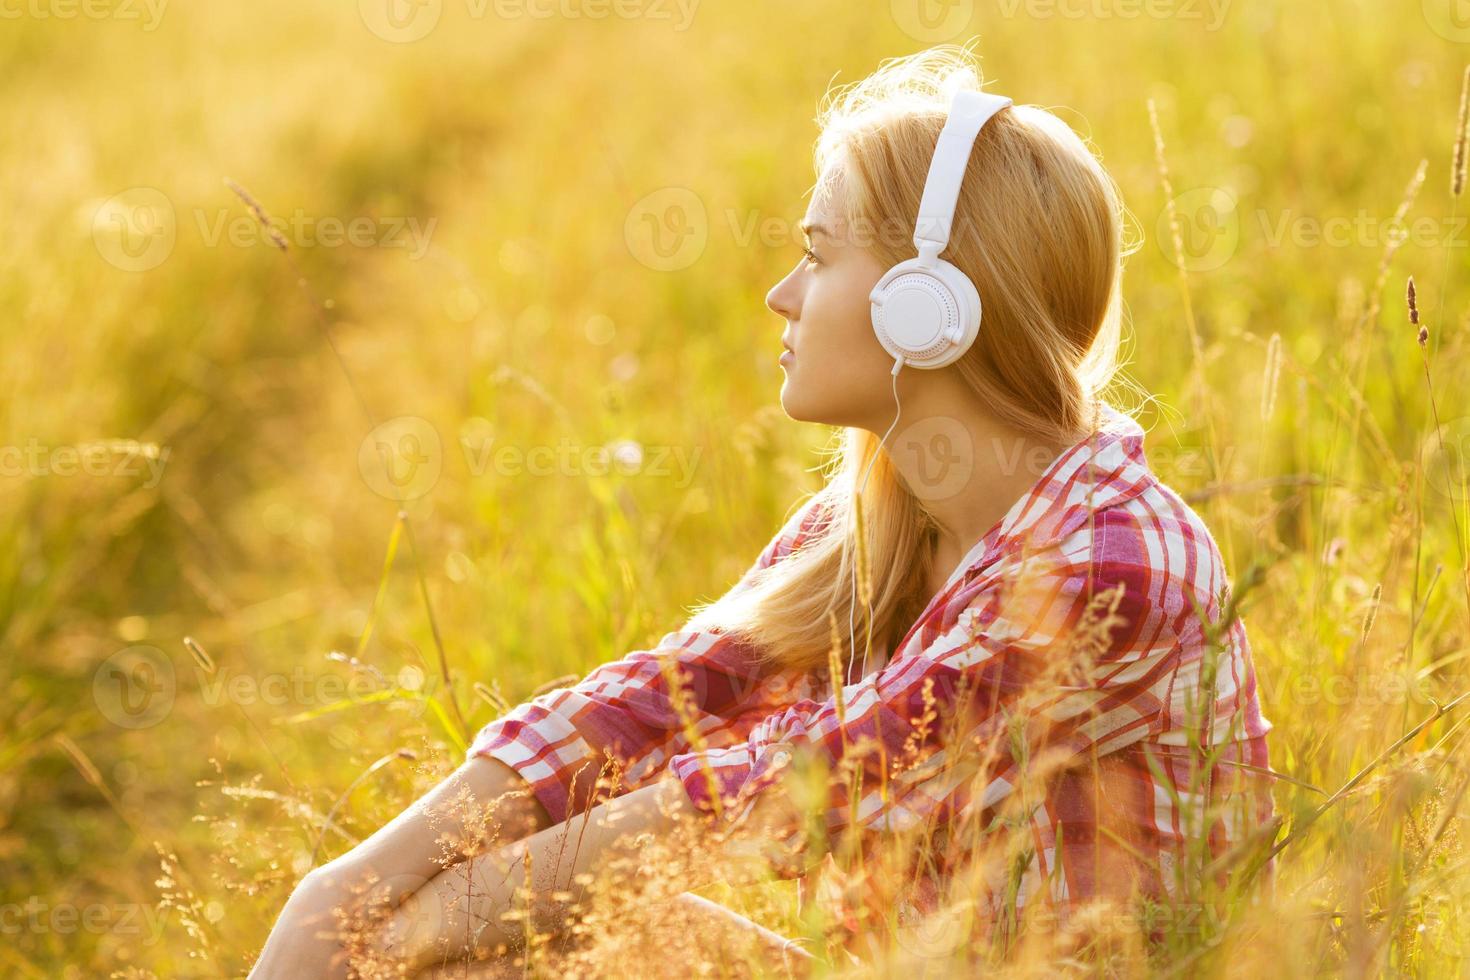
top-left (5, 0), bottom-right (1470, 975)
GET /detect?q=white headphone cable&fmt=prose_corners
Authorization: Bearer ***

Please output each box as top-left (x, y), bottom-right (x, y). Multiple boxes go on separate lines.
top-left (847, 355), bottom-right (906, 688)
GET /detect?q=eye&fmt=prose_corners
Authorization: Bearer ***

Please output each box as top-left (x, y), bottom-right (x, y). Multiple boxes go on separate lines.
top-left (801, 245), bottom-right (821, 267)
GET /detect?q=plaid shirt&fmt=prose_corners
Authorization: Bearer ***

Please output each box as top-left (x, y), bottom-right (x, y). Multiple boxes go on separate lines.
top-left (468, 403), bottom-right (1276, 945)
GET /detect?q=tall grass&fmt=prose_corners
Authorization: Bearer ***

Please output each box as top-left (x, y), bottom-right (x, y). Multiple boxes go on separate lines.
top-left (4, 0), bottom-right (1470, 975)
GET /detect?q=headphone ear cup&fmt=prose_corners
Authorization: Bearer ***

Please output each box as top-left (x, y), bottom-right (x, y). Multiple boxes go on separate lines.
top-left (869, 280), bottom-right (908, 364)
top-left (869, 258), bottom-right (982, 370)
top-left (930, 258), bottom-right (982, 368)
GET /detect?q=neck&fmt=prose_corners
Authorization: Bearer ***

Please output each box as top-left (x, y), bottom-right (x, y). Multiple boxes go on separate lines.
top-left (863, 371), bottom-right (1081, 563)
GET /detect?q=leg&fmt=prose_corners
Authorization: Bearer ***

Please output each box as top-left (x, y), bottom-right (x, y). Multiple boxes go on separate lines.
top-left (670, 892), bottom-right (817, 976)
top-left (405, 892), bottom-right (814, 979)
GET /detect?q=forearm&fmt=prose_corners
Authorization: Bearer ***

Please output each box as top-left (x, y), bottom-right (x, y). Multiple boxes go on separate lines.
top-left (311, 755), bottom-right (552, 895)
top-left (379, 767), bottom-right (819, 975)
top-left (379, 773), bottom-right (705, 971)
top-left (249, 756), bottom-right (551, 979)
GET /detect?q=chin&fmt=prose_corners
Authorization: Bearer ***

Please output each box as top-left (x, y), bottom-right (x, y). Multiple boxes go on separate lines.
top-left (778, 384), bottom-right (815, 423)
top-left (778, 384), bottom-right (840, 426)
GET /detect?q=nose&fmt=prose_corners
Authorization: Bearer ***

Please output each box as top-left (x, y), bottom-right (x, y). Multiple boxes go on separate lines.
top-left (766, 264), bottom-right (801, 321)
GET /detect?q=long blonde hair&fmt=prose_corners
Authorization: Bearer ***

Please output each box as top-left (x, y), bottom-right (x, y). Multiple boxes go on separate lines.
top-left (686, 42), bottom-right (1140, 676)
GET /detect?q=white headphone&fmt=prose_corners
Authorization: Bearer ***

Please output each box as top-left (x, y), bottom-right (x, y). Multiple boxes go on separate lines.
top-left (868, 89), bottom-right (1013, 372)
top-left (847, 88), bottom-right (1012, 685)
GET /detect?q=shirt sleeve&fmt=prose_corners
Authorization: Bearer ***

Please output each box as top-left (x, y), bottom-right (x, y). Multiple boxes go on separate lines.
top-left (666, 509), bottom-right (1177, 841)
top-left (466, 492), bottom-right (834, 826)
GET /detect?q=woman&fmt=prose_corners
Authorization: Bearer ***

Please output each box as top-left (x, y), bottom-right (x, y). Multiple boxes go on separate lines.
top-left (249, 43), bottom-right (1276, 977)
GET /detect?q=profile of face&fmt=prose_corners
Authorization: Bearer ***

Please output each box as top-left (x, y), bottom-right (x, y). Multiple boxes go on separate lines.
top-left (765, 168), bottom-right (902, 433)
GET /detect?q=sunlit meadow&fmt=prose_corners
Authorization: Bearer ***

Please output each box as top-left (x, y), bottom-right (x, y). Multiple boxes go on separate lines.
top-left (5, 0), bottom-right (1470, 976)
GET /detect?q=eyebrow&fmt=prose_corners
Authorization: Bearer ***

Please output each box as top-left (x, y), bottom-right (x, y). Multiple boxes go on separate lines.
top-left (799, 220), bottom-right (832, 240)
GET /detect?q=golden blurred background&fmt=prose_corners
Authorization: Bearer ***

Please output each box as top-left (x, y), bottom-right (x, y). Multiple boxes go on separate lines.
top-left (5, 0), bottom-right (1470, 974)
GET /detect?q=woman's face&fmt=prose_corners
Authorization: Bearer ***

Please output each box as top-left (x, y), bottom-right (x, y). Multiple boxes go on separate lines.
top-left (765, 172), bottom-right (899, 432)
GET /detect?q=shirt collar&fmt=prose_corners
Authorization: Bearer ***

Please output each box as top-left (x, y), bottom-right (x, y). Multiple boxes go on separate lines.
top-left (939, 402), bottom-right (1154, 591)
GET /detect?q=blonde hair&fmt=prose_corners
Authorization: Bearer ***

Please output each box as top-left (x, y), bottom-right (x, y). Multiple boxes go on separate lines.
top-left (687, 42), bottom-right (1140, 675)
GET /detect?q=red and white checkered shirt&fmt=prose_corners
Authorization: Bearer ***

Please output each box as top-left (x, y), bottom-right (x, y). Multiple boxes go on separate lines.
top-left (468, 402), bottom-right (1276, 947)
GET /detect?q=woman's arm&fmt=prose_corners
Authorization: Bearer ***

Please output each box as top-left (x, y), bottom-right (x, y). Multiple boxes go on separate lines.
top-left (462, 492), bottom-right (834, 827)
top-left (368, 774), bottom-right (694, 971)
top-left (365, 771), bottom-right (814, 975)
top-left (317, 755), bottom-right (554, 891)
top-left (250, 492), bottom-right (829, 977)
top-left (247, 756), bottom-right (552, 979)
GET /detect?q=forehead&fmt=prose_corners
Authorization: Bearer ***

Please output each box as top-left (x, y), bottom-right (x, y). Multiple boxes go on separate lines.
top-left (801, 167), bottom-right (850, 239)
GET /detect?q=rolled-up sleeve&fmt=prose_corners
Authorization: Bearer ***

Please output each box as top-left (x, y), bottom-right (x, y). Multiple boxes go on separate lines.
top-left (467, 493), bottom-right (833, 826)
top-left (668, 521), bottom-right (1175, 841)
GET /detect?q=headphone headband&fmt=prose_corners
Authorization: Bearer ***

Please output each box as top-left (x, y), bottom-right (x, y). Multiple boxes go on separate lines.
top-left (867, 86), bottom-right (1011, 373)
top-left (913, 90), bottom-right (1013, 259)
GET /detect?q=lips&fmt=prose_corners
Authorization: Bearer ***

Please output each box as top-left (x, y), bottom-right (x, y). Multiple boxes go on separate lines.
top-left (781, 333), bottom-right (794, 355)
